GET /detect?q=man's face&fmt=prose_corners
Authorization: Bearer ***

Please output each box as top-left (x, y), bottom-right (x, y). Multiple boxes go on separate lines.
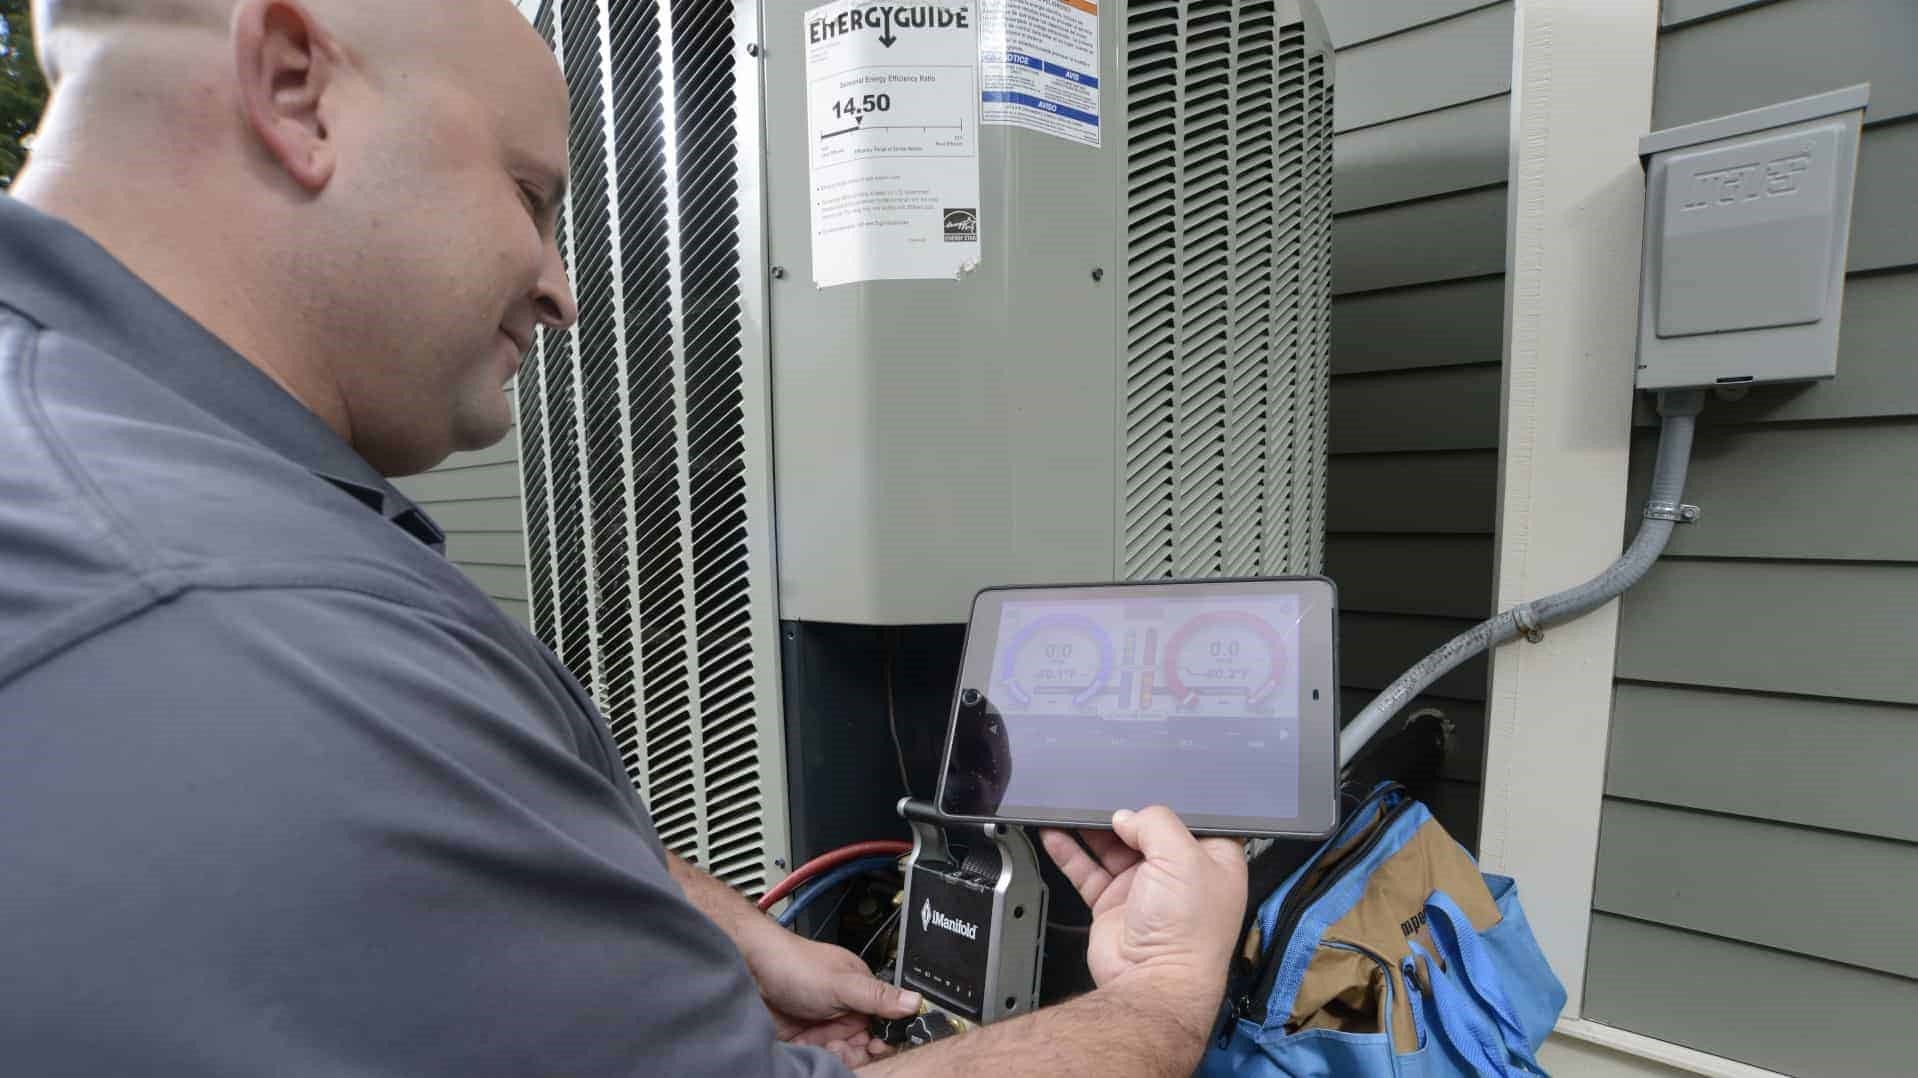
top-left (320, 7), bottom-right (575, 476)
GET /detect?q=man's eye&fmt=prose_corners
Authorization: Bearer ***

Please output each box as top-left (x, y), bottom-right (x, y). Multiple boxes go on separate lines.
top-left (518, 183), bottom-right (545, 218)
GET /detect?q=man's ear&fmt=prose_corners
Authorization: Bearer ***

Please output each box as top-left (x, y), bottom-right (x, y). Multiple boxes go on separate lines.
top-left (233, 0), bottom-right (339, 192)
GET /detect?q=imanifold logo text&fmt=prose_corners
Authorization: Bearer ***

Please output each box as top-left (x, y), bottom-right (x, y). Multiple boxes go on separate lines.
top-left (920, 898), bottom-right (979, 940)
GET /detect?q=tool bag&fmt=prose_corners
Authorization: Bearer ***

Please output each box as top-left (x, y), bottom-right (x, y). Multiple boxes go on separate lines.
top-left (1201, 783), bottom-right (1565, 1077)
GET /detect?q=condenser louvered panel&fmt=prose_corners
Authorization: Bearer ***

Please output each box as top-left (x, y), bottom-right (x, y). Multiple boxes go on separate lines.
top-left (1264, 23), bottom-right (1308, 571)
top-left (609, 0), bottom-right (701, 855)
top-left (1294, 55), bottom-right (1333, 575)
top-left (1171, 0), bottom-right (1234, 579)
top-left (1222, 2), bottom-right (1279, 576)
top-left (1125, 0), bottom-right (1331, 583)
top-left (521, 325), bottom-right (557, 644)
top-left (1121, 0), bottom-right (1181, 581)
top-left (524, 1), bottom-right (560, 649)
top-left (519, 0), bottom-right (786, 894)
top-left (565, 0), bottom-right (636, 747)
top-left (668, 0), bottom-right (767, 887)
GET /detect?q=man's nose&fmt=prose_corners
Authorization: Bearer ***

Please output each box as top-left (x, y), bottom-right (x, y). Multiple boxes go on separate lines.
top-left (535, 240), bottom-right (578, 331)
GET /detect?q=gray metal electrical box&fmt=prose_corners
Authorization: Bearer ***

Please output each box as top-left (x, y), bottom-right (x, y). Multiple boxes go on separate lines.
top-left (1634, 85), bottom-right (1869, 390)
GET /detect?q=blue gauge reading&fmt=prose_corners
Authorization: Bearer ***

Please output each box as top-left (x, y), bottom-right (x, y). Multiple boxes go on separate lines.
top-left (995, 613), bottom-right (1115, 711)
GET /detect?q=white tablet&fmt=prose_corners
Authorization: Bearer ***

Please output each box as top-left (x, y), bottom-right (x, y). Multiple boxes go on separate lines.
top-left (934, 577), bottom-right (1340, 839)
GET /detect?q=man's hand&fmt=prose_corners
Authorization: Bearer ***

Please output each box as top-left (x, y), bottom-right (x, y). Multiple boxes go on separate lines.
top-left (867, 807), bottom-right (1248, 1076)
top-left (1041, 807), bottom-right (1248, 1039)
top-left (745, 929), bottom-right (923, 1069)
top-left (664, 852), bottom-right (920, 1069)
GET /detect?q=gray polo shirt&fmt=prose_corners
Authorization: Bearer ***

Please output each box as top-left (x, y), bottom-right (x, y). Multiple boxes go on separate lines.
top-left (0, 194), bottom-right (844, 1077)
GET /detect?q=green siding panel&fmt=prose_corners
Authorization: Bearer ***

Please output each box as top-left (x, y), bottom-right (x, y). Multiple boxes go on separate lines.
top-left (1616, 560), bottom-right (1918, 706)
top-left (422, 497), bottom-right (527, 533)
top-left (1326, 451), bottom-right (1498, 534)
top-left (1330, 365), bottom-right (1501, 454)
top-left (1321, 0), bottom-right (1501, 49)
top-left (1333, 186), bottom-right (1507, 294)
top-left (391, 461), bottom-right (525, 504)
top-left (1332, 276), bottom-right (1505, 374)
top-left (1643, 269), bottom-right (1918, 425)
top-left (443, 533), bottom-right (531, 567)
top-left (1326, 534), bottom-right (1493, 618)
top-left (1333, 97), bottom-right (1509, 213)
top-left (1432, 777), bottom-right (1481, 854)
top-left (430, 428), bottom-right (523, 470)
top-left (1847, 120), bottom-right (1918, 274)
top-left (1595, 799), bottom-right (1918, 979)
top-left (1624, 422), bottom-right (1918, 562)
top-left (1660, 0), bottom-right (1780, 28)
top-left (1585, 914), bottom-right (1918, 1078)
top-left (1609, 683), bottom-right (1918, 843)
top-left (460, 564), bottom-right (530, 602)
top-left (1653, 0), bottom-right (1918, 128)
top-left (1341, 613), bottom-right (1488, 700)
top-left (494, 598), bottom-right (532, 627)
top-left (1334, 2), bottom-right (1512, 133)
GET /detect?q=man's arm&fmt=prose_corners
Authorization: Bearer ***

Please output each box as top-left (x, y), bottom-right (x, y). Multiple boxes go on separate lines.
top-left (873, 976), bottom-right (1215, 1078)
top-left (0, 585), bottom-right (845, 1077)
top-left (667, 852), bottom-right (787, 954)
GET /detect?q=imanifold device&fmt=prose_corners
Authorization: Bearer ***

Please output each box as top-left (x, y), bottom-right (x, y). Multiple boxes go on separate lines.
top-left (889, 798), bottom-right (1048, 1027)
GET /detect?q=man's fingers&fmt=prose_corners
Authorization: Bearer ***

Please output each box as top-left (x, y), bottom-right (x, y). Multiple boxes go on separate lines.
top-left (1199, 835), bottom-right (1251, 876)
top-left (786, 1014), bottom-right (870, 1047)
top-left (1079, 826), bottom-right (1142, 877)
top-left (1042, 828), bottom-right (1115, 906)
top-left (832, 970), bottom-right (922, 1019)
top-left (825, 1040), bottom-right (862, 1069)
top-left (1110, 805), bottom-right (1198, 860)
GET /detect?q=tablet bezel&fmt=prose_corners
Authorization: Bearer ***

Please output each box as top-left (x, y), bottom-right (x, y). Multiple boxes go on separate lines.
top-left (933, 576), bottom-right (1340, 839)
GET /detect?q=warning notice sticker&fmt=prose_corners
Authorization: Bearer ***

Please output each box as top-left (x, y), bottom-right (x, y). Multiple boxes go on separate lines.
top-left (978, 0), bottom-right (1100, 148)
top-left (804, 0), bottom-right (983, 288)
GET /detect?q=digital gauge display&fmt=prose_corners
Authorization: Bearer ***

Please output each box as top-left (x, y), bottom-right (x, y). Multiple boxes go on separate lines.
top-left (987, 598), bottom-right (1298, 725)
top-left (995, 613), bottom-right (1114, 710)
top-left (1162, 611), bottom-right (1288, 714)
top-left (941, 577), bottom-right (1340, 838)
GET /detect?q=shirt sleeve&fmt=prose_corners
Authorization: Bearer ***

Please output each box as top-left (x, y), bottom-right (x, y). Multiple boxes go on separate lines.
top-left (0, 584), bottom-right (850, 1078)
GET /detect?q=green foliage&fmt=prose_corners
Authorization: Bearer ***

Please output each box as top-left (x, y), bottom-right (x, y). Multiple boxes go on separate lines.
top-left (1, 0), bottom-right (49, 189)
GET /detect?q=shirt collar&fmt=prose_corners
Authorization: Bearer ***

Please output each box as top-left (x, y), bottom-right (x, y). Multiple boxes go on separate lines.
top-left (0, 195), bottom-right (445, 553)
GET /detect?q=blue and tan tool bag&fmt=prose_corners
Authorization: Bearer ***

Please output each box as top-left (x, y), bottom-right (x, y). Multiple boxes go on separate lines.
top-left (1202, 783), bottom-right (1566, 1077)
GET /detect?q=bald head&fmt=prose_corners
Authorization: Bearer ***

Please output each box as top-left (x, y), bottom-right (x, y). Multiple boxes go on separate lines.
top-left (16, 0), bottom-right (578, 475)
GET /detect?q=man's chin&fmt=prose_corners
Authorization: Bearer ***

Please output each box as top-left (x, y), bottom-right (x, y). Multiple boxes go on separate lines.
top-left (448, 396), bottom-right (516, 454)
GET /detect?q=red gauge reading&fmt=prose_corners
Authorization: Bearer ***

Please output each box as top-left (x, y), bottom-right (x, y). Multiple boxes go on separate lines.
top-left (1160, 610), bottom-right (1288, 713)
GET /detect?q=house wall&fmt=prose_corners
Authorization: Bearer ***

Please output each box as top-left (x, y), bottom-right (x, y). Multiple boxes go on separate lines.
top-left (392, 386), bottom-right (531, 627)
top-left (1316, 0), bottom-right (1514, 846)
top-left (1584, 1), bottom-right (1918, 1073)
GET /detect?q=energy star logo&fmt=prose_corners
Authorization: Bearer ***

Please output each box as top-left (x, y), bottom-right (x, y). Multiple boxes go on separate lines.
top-left (920, 898), bottom-right (978, 940)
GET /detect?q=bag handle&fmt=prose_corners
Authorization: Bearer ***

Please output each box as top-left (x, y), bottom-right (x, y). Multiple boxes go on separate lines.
top-left (1417, 892), bottom-right (1547, 1076)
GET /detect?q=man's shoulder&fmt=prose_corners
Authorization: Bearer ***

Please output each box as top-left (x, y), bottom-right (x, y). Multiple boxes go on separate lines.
top-left (0, 308), bottom-right (488, 683)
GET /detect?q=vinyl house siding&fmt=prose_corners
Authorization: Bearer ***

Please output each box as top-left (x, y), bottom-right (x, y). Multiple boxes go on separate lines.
top-left (1584, 1), bottom-right (1918, 1073)
top-left (1317, 0), bottom-right (1513, 849)
top-left (393, 386), bottom-right (532, 627)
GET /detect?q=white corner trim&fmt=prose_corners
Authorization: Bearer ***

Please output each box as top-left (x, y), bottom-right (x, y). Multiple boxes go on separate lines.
top-left (1551, 1020), bottom-right (1791, 1078)
top-left (1477, 0), bottom-right (1659, 1018)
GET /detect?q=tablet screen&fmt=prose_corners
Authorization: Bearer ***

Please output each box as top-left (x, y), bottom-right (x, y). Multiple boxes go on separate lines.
top-left (936, 578), bottom-right (1338, 837)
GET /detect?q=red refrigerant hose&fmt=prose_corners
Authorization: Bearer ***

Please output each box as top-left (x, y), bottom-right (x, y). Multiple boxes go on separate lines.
top-left (755, 840), bottom-right (913, 911)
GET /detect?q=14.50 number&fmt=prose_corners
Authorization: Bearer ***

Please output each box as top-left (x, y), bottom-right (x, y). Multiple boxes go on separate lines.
top-left (833, 93), bottom-right (892, 119)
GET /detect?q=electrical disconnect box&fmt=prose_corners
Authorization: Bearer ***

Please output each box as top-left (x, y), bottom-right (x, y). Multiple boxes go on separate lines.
top-left (1635, 85), bottom-right (1869, 391)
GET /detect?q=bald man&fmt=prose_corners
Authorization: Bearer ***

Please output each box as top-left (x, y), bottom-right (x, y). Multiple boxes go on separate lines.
top-left (0, 1), bottom-right (1247, 1074)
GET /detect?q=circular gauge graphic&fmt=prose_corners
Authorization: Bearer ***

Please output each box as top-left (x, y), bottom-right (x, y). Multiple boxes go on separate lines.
top-left (1161, 610), bottom-right (1287, 712)
top-left (996, 613), bottom-right (1115, 710)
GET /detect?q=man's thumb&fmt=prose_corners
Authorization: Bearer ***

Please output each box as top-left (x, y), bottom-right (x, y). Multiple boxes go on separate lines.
top-left (836, 971), bottom-right (921, 1018)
